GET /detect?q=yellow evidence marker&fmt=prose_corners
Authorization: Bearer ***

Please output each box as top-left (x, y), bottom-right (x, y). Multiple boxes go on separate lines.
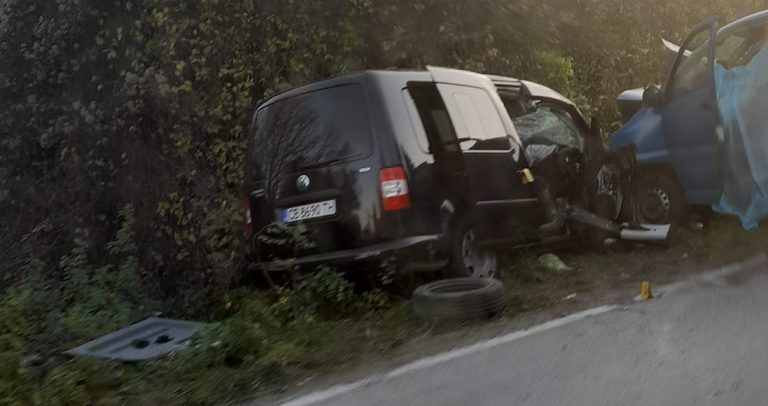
top-left (521, 168), bottom-right (535, 184)
top-left (640, 281), bottom-right (653, 301)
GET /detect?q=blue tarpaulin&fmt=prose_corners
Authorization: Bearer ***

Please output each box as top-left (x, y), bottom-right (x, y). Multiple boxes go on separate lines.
top-left (713, 43), bottom-right (768, 230)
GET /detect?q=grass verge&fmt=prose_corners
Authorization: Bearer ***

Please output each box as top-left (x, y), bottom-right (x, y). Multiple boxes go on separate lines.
top-left (3, 215), bottom-right (767, 405)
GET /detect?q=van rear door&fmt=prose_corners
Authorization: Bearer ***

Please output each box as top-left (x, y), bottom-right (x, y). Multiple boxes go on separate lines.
top-left (245, 82), bottom-right (385, 260)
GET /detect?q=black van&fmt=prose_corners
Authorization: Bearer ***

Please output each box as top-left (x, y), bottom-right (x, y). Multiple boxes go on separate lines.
top-left (244, 67), bottom-right (649, 279)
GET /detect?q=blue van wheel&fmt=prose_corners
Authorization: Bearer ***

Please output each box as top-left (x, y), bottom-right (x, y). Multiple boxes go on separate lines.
top-left (635, 171), bottom-right (686, 224)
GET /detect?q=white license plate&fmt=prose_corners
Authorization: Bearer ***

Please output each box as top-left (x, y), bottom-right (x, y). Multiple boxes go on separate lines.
top-left (280, 200), bottom-right (337, 223)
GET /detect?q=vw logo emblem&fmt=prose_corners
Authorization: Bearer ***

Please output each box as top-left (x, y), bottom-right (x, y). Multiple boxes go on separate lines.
top-left (296, 174), bottom-right (310, 192)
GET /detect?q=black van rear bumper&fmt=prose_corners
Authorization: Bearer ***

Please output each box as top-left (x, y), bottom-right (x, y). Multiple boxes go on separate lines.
top-left (257, 235), bottom-right (446, 273)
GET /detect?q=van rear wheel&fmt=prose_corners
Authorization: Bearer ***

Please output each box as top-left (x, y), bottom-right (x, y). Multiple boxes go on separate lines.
top-left (447, 216), bottom-right (499, 278)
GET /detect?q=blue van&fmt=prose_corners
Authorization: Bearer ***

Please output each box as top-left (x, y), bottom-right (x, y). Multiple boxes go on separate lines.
top-left (611, 10), bottom-right (768, 224)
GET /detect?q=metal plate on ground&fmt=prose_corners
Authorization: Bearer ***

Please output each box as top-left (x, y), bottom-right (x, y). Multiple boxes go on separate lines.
top-left (66, 317), bottom-right (205, 362)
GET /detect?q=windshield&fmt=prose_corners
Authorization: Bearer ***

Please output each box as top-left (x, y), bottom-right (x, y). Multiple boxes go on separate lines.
top-left (669, 29), bottom-right (755, 98)
top-left (247, 84), bottom-right (372, 180)
top-left (512, 105), bottom-right (584, 151)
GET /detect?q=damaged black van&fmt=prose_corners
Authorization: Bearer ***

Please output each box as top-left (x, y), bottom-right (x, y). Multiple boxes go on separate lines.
top-left (244, 67), bottom-right (666, 279)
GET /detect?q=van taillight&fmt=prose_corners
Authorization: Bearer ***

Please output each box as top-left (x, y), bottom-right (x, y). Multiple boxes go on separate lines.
top-left (379, 166), bottom-right (410, 211)
top-left (243, 198), bottom-right (253, 236)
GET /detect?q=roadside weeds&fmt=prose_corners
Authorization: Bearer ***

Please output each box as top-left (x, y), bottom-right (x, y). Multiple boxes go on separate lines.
top-left (6, 215), bottom-right (766, 405)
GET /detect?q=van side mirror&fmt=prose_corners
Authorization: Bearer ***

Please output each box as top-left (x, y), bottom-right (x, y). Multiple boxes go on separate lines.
top-left (642, 85), bottom-right (662, 107)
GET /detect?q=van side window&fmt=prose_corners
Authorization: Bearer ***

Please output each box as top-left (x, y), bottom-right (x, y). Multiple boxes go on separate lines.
top-left (438, 85), bottom-right (512, 152)
top-left (405, 83), bottom-right (460, 153)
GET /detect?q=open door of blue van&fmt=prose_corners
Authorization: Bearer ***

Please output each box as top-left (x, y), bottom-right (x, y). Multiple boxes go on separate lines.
top-left (659, 18), bottom-right (721, 204)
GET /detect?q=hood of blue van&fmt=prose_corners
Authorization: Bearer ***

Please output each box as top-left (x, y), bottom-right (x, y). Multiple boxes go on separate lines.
top-left (611, 105), bottom-right (667, 164)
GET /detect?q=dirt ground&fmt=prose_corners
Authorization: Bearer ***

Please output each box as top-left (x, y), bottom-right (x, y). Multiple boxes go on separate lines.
top-left (245, 214), bottom-right (768, 405)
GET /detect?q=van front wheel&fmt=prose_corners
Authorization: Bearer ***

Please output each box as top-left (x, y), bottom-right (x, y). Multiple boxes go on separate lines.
top-left (634, 170), bottom-right (686, 224)
top-left (447, 217), bottom-right (499, 279)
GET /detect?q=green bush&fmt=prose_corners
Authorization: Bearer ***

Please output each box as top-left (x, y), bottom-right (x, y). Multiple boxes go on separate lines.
top-left (37, 359), bottom-right (131, 406)
top-left (0, 204), bottom-right (156, 404)
top-left (0, 289), bottom-right (35, 405)
top-left (179, 267), bottom-right (396, 380)
top-left (50, 205), bottom-right (155, 347)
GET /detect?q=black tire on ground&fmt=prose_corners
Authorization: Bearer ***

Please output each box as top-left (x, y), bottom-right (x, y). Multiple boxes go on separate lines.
top-left (634, 170), bottom-right (687, 224)
top-left (446, 215), bottom-right (500, 278)
top-left (412, 278), bottom-right (506, 321)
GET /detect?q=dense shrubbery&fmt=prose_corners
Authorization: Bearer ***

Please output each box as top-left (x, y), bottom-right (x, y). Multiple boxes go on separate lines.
top-left (1, 0), bottom-right (766, 402)
top-left (1, 203), bottom-right (398, 403)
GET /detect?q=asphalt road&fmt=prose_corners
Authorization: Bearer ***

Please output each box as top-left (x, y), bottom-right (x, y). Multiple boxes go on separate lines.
top-left (278, 260), bottom-right (768, 406)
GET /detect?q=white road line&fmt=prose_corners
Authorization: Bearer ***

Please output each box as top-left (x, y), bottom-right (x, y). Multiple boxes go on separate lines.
top-left (278, 305), bottom-right (618, 406)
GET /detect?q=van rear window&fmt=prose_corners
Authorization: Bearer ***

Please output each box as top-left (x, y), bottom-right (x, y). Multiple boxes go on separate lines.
top-left (248, 84), bottom-right (371, 179)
